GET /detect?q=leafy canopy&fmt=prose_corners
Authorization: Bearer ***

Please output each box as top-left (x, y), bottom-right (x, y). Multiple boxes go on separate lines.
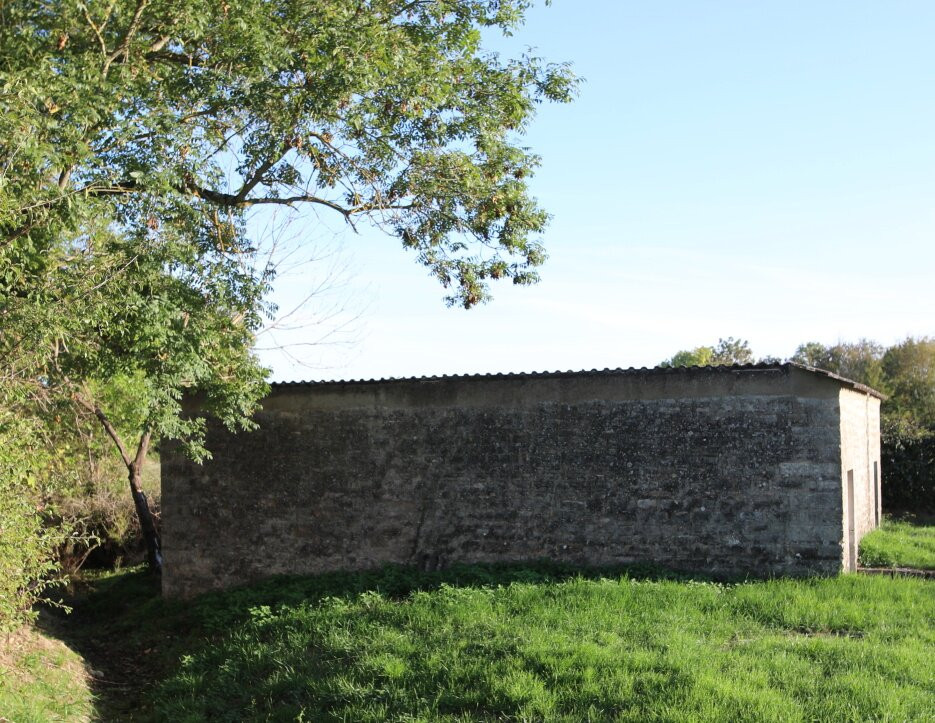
top-left (2, 0), bottom-right (577, 309)
top-left (792, 339), bottom-right (887, 392)
top-left (2, 0), bottom-right (577, 446)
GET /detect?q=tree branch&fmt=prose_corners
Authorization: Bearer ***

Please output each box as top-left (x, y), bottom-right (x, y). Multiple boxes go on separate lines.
top-left (132, 429), bottom-right (152, 473)
top-left (236, 141), bottom-right (291, 202)
top-left (181, 177), bottom-right (351, 215)
top-left (148, 34), bottom-right (171, 53)
top-left (103, 0), bottom-right (150, 75)
top-left (58, 166), bottom-right (73, 190)
top-left (2, 171), bottom-right (414, 247)
top-left (145, 49), bottom-right (214, 69)
top-left (73, 393), bottom-right (133, 468)
top-left (80, 1), bottom-right (112, 58)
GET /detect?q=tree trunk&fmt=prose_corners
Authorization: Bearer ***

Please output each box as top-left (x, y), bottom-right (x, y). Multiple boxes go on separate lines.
top-left (129, 464), bottom-right (162, 573)
top-left (75, 393), bottom-right (163, 573)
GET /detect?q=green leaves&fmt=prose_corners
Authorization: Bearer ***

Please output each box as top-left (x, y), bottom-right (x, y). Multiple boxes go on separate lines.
top-left (2, 0), bottom-right (577, 309)
top-left (0, 0), bottom-right (574, 582)
top-left (661, 338), bottom-right (755, 368)
top-left (0, 409), bottom-right (72, 631)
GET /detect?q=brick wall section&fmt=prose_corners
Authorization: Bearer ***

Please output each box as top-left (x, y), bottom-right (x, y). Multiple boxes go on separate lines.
top-left (162, 365), bottom-right (877, 598)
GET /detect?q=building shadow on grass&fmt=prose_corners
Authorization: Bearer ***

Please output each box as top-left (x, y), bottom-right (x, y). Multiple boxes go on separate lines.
top-left (36, 560), bottom-right (733, 720)
top-left (181, 559), bottom-right (729, 628)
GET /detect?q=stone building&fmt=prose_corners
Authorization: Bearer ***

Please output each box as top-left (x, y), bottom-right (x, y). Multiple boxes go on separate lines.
top-left (161, 362), bottom-right (882, 598)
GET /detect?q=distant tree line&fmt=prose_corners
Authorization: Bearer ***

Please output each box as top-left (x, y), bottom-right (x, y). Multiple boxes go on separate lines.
top-left (659, 337), bottom-right (759, 368)
top-left (662, 337), bottom-right (935, 511)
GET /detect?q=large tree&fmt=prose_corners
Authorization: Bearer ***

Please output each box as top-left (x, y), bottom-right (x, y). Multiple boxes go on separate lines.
top-left (881, 337), bottom-right (935, 431)
top-left (1, 0), bottom-right (577, 573)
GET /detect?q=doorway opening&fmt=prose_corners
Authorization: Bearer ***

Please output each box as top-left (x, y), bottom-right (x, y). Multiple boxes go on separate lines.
top-left (873, 461), bottom-right (880, 527)
top-left (846, 470), bottom-right (856, 572)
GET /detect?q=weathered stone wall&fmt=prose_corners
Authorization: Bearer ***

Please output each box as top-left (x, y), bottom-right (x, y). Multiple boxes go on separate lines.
top-left (162, 364), bottom-right (878, 598)
top-left (839, 388), bottom-right (883, 571)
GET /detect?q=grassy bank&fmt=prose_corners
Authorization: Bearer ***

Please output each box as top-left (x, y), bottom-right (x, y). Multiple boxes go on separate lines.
top-left (26, 562), bottom-right (932, 722)
top-left (0, 627), bottom-right (92, 722)
top-left (155, 574), bottom-right (933, 721)
top-left (859, 518), bottom-right (935, 569)
top-left (5, 520), bottom-right (932, 721)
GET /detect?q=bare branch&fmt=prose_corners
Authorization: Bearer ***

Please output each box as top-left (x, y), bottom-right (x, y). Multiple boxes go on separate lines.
top-left (57, 166), bottom-right (73, 190)
top-left (181, 177), bottom-right (353, 216)
top-left (145, 49), bottom-right (214, 69)
top-left (148, 34), bottom-right (171, 53)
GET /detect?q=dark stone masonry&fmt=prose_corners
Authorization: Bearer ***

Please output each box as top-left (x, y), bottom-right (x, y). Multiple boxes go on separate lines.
top-left (162, 363), bottom-right (882, 598)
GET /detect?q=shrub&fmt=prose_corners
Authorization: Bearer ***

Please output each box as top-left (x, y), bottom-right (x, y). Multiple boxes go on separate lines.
top-left (882, 427), bottom-right (935, 511)
top-left (56, 475), bottom-right (160, 573)
top-left (0, 413), bottom-right (69, 632)
top-left (881, 412), bottom-right (935, 511)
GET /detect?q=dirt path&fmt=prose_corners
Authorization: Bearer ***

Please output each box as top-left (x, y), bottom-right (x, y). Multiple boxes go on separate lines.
top-left (36, 572), bottom-right (166, 721)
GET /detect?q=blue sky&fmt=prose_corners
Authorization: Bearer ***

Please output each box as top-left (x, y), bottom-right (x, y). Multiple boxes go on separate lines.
top-left (257, 1), bottom-right (935, 382)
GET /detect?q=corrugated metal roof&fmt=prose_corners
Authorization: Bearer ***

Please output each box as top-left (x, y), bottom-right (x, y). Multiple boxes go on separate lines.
top-left (270, 361), bottom-right (885, 399)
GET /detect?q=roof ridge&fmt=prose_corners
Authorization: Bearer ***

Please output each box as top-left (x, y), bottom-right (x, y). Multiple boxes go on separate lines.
top-left (271, 360), bottom-right (777, 385)
top-left (267, 361), bottom-right (883, 399)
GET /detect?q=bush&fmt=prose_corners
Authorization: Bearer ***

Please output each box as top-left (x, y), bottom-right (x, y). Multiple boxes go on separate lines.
top-left (882, 426), bottom-right (935, 511)
top-left (0, 414), bottom-right (69, 632)
top-left (56, 478), bottom-right (160, 573)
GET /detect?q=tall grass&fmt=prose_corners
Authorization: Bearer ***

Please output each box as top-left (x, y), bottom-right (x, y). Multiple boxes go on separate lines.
top-left (859, 518), bottom-right (935, 569)
top-left (26, 522), bottom-right (934, 721)
top-left (150, 571), bottom-right (933, 722)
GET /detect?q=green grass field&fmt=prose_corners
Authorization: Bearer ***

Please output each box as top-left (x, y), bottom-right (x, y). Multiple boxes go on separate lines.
top-left (4, 521), bottom-right (933, 722)
top-left (859, 518), bottom-right (935, 569)
top-left (151, 572), bottom-right (933, 722)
